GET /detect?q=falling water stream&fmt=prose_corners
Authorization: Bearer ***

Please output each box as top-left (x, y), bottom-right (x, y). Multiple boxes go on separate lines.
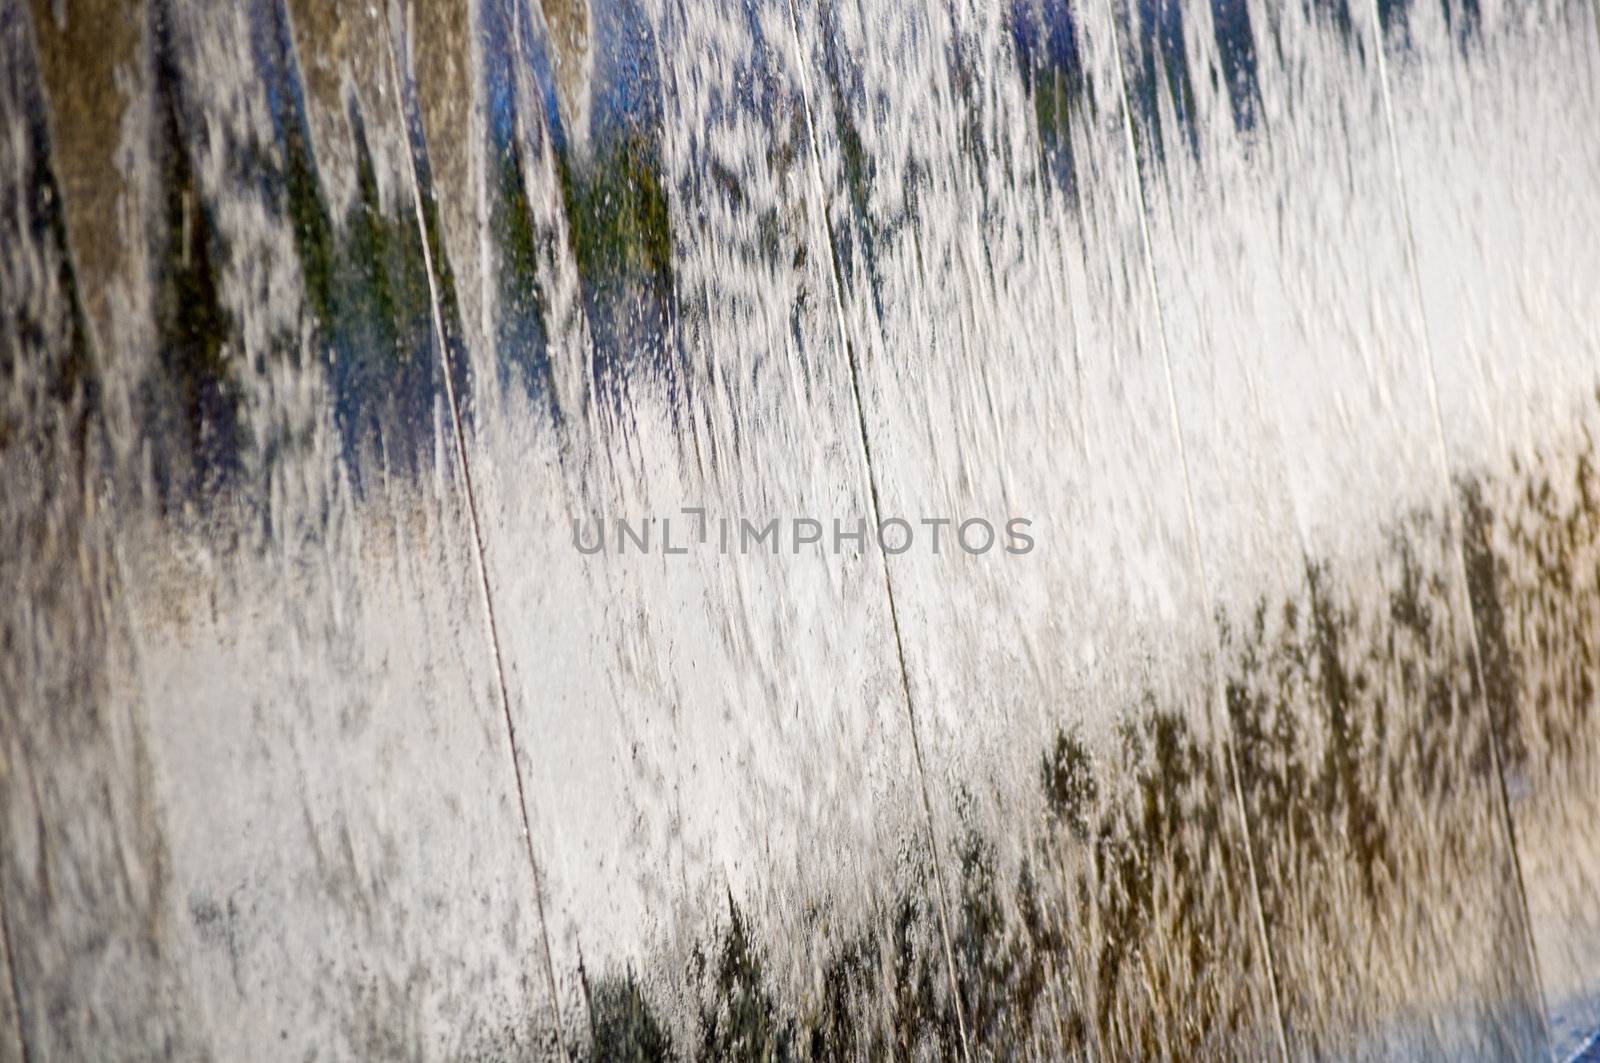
top-left (2, 0), bottom-right (1599, 1058)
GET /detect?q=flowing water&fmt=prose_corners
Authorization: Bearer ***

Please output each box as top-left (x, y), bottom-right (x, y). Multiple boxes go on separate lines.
top-left (2, 0), bottom-right (1599, 1058)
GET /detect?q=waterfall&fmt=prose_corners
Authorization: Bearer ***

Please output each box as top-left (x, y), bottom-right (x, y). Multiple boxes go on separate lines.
top-left (3, 0), bottom-right (1599, 1057)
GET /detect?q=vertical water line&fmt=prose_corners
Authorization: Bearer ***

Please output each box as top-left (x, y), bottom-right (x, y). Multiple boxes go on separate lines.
top-left (778, 1), bottom-right (974, 1057)
top-left (1086, 0), bottom-right (1293, 1057)
top-left (381, 9), bottom-right (571, 1060)
top-left (1362, 3), bottom-right (1554, 1053)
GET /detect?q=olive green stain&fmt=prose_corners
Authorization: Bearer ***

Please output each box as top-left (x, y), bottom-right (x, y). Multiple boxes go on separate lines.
top-left (556, 128), bottom-right (673, 289)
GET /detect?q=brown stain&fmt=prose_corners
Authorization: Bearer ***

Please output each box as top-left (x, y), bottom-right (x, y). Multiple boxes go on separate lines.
top-left (412, 0), bottom-right (471, 207)
top-left (281, 0), bottom-right (351, 132)
top-left (413, 0), bottom-right (485, 352)
top-left (282, 0), bottom-right (406, 213)
top-left (540, 0), bottom-right (591, 141)
top-left (282, 0), bottom-right (489, 364)
top-left (24, 0), bottom-right (145, 353)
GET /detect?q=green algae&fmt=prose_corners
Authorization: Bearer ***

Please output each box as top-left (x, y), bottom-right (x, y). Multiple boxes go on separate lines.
top-left (558, 129), bottom-right (673, 289)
